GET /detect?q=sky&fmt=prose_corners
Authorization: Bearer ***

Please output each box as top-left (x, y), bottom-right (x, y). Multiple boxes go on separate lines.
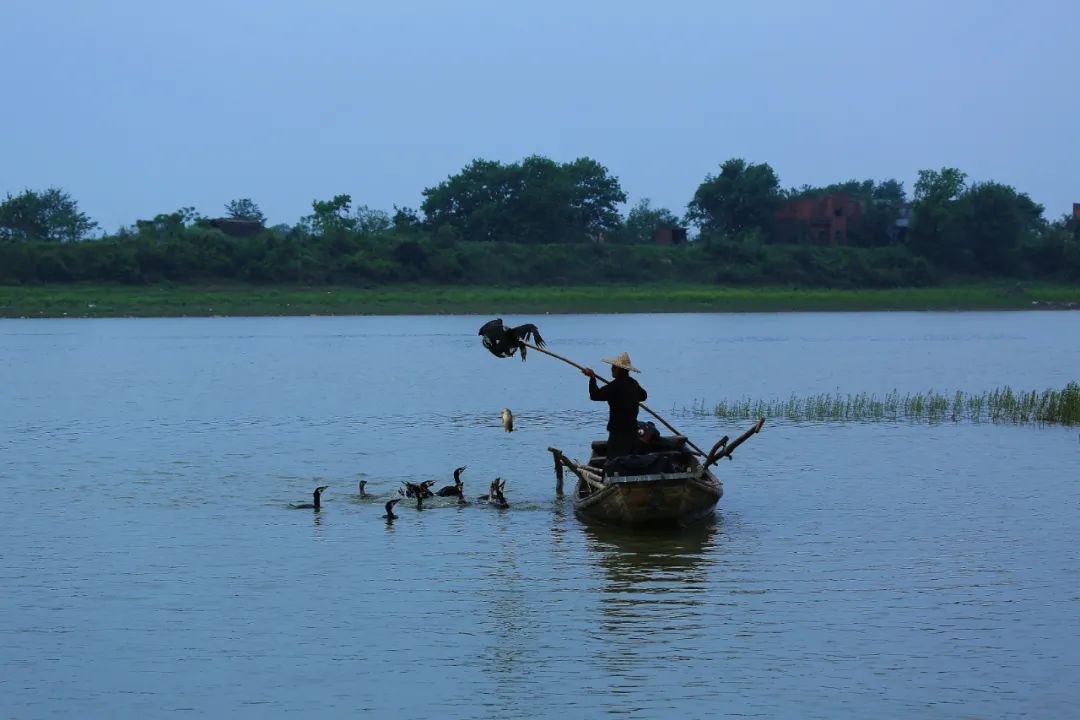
top-left (2, 0), bottom-right (1078, 232)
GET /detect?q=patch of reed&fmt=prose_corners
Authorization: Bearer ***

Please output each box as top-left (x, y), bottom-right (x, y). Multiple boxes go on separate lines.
top-left (698, 382), bottom-right (1080, 426)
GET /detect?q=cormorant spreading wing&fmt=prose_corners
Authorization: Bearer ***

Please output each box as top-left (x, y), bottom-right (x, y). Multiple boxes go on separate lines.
top-left (478, 319), bottom-right (545, 361)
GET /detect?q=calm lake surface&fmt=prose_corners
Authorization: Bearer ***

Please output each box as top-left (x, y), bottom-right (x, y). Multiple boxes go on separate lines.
top-left (2, 312), bottom-right (1079, 719)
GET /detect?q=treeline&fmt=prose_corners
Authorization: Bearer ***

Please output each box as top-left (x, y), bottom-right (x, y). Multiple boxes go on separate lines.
top-left (1, 156), bottom-right (1078, 286)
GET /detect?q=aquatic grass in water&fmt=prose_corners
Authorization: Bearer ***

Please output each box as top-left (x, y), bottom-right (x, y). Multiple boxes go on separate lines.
top-left (699, 382), bottom-right (1080, 426)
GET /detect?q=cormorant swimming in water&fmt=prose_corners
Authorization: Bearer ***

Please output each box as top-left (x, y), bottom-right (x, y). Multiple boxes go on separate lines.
top-left (478, 319), bottom-right (545, 361)
top-left (358, 480), bottom-right (369, 498)
top-left (436, 466), bottom-right (467, 497)
top-left (402, 480), bottom-right (435, 499)
top-left (501, 408), bottom-right (514, 432)
top-left (477, 478), bottom-right (509, 508)
top-left (402, 481), bottom-right (432, 509)
top-left (383, 498), bottom-right (402, 519)
top-left (291, 485), bottom-right (328, 510)
top-left (492, 479), bottom-right (508, 508)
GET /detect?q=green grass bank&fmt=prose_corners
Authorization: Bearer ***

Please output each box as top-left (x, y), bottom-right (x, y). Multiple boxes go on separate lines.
top-left (2, 283), bottom-right (1079, 318)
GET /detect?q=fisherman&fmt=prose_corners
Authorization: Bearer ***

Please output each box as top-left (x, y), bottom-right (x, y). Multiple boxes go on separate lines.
top-left (581, 352), bottom-right (647, 461)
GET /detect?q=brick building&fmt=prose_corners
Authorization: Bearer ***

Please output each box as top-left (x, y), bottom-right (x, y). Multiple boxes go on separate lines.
top-left (652, 226), bottom-right (688, 245)
top-left (771, 193), bottom-right (862, 245)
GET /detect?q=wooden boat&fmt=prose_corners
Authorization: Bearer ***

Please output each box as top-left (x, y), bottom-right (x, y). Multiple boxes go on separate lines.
top-left (548, 418), bottom-right (764, 529)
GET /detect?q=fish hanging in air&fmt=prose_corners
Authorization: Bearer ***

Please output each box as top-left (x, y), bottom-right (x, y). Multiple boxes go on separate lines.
top-left (501, 408), bottom-right (514, 432)
top-left (478, 319), bottom-right (545, 361)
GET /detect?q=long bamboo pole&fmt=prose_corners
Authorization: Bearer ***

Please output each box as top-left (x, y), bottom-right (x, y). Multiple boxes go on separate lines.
top-left (522, 341), bottom-right (708, 457)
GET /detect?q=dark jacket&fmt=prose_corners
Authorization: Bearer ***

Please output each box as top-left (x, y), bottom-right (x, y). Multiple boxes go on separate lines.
top-left (589, 375), bottom-right (647, 432)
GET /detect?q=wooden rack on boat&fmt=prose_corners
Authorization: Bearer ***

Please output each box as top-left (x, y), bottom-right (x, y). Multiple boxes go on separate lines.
top-left (548, 447), bottom-right (600, 496)
top-left (548, 447), bottom-right (707, 497)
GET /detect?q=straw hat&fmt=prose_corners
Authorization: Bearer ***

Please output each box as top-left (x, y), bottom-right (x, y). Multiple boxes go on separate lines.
top-left (601, 351), bottom-right (640, 373)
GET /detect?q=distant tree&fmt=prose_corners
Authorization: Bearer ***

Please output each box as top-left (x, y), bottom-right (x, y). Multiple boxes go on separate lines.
top-left (305, 194), bottom-right (355, 236)
top-left (392, 205), bottom-right (422, 232)
top-left (560, 157), bottom-right (627, 238)
top-left (511, 155), bottom-right (563, 241)
top-left (392, 239), bottom-right (428, 268)
top-left (354, 205), bottom-right (391, 234)
top-left (908, 168), bottom-right (968, 267)
top-left (0, 187), bottom-right (98, 242)
top-left (1050, 214), bottom-right (1080, 280)
top-left (785, 179), bottom-right (874, 202)
top-left (224, 198), bottom-right (266, 224)
top-left (908, 170), bottom-right (1047, 273)
top-left (686, 159), bottom-right (781, 238)
top-left (420, 155), bottom-right (626, 243)
top-left (913, 168), bottom-right (967, 207)
top-left (872, 179), bottom-right (906, 207)
top-left (952, 182), bottom-right (1044, 274)
top-left (866, 179), bottom-right (908, 245)
top-left (135, 210), bottom-right (188, 240)
top-left (178, 206), bottom-right (203, 225)
top-left (620, 198), bottom-right (680, 244)
top-left (421, 159), bottom-right (514, 242)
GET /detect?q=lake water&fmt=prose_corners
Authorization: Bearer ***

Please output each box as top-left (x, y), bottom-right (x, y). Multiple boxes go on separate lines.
top-left (2, 312), bottom-right (1079, 719)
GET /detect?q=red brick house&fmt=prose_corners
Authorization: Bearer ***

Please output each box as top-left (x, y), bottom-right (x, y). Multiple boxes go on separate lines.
top-left (652, 226), bottom-right (688, 245)
top-left (771, 193), bottom-right (862, 245)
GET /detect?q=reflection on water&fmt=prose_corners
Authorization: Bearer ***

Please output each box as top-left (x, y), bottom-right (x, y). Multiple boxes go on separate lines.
top-left (2, 314), bottom-right (1079, 719)
top-left (584, 521), bottom-right (717, 688)
top-left (585, 520), bottom-right (717, 587)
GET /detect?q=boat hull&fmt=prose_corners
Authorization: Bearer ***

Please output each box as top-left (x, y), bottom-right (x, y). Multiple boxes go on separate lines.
top-left (551, 422), bottom-right (766, 529)
top-left (574, 472), bottom-right (722, 529)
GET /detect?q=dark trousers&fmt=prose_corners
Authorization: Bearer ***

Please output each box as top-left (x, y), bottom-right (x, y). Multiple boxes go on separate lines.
top-left (606, 429), bottom-right (638, 460)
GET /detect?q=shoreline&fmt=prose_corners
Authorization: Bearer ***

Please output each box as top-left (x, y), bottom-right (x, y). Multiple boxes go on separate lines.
top-left (2, 283), bottom-right (1079, 318)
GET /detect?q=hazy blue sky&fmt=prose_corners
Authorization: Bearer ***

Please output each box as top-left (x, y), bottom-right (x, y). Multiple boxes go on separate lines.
top-left (3, 0), bottom-right (1078, 231)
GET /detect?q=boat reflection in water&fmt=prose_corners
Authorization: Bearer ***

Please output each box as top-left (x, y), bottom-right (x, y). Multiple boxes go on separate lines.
top-left (580, 519), bottom-right (730, 709)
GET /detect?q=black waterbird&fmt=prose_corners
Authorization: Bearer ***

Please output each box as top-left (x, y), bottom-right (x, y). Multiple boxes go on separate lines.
top-left (478, 319), bottom-right (545, 361)
top-left (436, 466), bottom-right (467, 497)
top-left (291, 485), bottom-right (328, 510)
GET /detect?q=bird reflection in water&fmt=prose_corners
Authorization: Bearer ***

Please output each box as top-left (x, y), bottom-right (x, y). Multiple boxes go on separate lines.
top-left (470, 502), bottom-right (537, 703)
